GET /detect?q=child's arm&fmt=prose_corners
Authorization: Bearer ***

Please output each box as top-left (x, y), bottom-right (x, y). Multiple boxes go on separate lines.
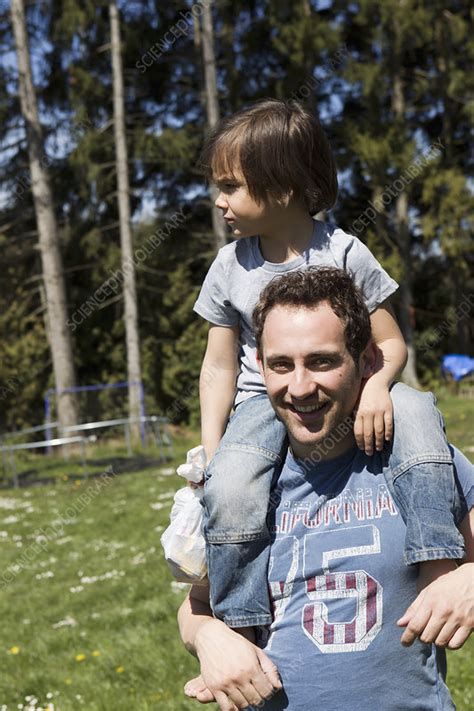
top-left (200, 323), bottom-right (239, 463)
top-left (354, 299), bottom-right (408, 454)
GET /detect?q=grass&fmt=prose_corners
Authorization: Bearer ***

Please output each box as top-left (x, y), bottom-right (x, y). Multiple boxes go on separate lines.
top-left (0, 432), bottom-right (202, 711)
top-left (435, 389), bottom-right (474, 711)
top-left (0, 394), bottom-right (473, 710)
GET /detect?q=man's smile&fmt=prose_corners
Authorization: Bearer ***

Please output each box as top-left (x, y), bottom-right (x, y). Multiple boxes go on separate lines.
top-left (285, 401), bottom-right (330, 422)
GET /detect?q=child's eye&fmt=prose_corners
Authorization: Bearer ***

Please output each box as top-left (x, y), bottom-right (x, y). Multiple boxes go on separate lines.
top-left (214, 180), bottom-right (238, 192)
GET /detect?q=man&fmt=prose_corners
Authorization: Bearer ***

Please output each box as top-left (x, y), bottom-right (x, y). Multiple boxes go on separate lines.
top-left (178, 267), bottom-right (474, 710)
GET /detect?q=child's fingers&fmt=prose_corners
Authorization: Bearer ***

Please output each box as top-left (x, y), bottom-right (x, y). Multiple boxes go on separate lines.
top-left (373, 413), bottom-right (385, 451)
top-left (363, 415), bottom-right (375, 455)
top-left (384, 410), bottom-right (393, 441)
top-left (353, 412), bottom-right (365, 450)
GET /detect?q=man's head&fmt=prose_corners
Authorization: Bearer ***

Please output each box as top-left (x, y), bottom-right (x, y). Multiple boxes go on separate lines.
top-left (199, 99), bottom-right (338, 217)
top-left (253, 267), bottom-right (376, 461)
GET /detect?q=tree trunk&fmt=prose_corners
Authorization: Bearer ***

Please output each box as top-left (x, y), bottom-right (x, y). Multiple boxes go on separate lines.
top-left (391, 16), bottom-right (420, 389)
top-left (109, 1), bottom-right (142, 437)
top-left (395, 192), bottom-right (420, 387)
top-left (200, 0), bottom-right (227, 251)
top-left (11, 0), bottom-right (79, 430)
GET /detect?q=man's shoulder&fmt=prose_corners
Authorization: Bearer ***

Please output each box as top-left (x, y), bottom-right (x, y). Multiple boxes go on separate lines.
top-left (450, 444), bottom-right (474, 512)
top-left (390, 381), bottom-right (438, 406)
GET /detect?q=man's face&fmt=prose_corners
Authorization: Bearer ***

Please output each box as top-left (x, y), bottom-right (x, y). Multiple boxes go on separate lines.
top-left (258, 302), bottom-right (372, 461)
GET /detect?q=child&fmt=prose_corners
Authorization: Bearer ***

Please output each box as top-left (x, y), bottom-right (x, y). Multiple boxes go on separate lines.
top-left (192, 99), bottom-right (464, 629)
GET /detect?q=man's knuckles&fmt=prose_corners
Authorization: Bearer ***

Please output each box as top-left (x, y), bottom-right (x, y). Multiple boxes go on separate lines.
top-left (406, 620), bottom-right (426, 636)
top-left (211, 671), bottom-right (261, 692)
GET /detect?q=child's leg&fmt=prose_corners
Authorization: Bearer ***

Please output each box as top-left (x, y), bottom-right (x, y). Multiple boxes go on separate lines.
top-left (202, 393), bottom-right (287, 628)
top-left (386, 383), bottom-right (465, 566)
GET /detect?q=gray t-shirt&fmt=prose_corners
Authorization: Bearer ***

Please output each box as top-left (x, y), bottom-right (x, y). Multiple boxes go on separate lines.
top-left (194, 220), bottom-right (398, 405)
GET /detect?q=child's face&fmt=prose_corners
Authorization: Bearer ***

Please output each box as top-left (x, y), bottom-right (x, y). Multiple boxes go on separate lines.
top-left (213, 169), bottom-right (282, 239)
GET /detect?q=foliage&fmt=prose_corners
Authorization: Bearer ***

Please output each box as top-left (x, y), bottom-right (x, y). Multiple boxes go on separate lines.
top-left (0, 0), bottom-right (472, 432)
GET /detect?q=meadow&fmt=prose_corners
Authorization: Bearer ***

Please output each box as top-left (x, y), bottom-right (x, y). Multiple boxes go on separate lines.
top-left (1, 392), bottom-right (473, 711)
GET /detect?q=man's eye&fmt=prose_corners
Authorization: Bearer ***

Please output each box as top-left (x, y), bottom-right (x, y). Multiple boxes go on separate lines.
top-left (272, 362), bottom-right (291, 371)
top-left (311, 358), bottom-right (333, 368)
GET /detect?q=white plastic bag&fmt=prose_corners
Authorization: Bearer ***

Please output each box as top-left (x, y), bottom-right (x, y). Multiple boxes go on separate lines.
top-left (176, 444), bottom-right (207, 484)
top-left (160, 445), bottom-right (208, 584)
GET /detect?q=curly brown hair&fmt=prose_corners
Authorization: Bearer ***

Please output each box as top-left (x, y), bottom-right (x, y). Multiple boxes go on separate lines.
top-left (253, 267), bottom-right (371, 364)
top-left (199, 99), bottom-right (338, 216)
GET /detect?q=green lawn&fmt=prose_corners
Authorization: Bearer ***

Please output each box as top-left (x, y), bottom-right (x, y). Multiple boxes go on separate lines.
top-left (435, 390), bottom-right (474, 711)
top-left (0, 394), bottom-right (473, 710)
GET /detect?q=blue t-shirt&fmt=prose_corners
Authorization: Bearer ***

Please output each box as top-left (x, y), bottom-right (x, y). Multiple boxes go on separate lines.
top-left (255, 446), bottom-right (474, 710)
top-left (193, 221), bottom-right (398, 405)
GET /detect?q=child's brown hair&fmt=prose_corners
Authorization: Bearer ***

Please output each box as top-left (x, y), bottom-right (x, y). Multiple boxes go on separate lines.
top-left (200, 99), bottom-right (338, 215)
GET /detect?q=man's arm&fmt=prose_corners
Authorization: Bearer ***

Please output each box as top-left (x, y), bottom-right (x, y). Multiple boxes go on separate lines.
top-left (178, 585), bottom-right (282, 710)
top-left (397, 507), bottom-right (474, 648)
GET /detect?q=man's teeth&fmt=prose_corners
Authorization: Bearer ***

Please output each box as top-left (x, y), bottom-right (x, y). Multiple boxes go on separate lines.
top-left (293, 403), bottom-right (323, 413)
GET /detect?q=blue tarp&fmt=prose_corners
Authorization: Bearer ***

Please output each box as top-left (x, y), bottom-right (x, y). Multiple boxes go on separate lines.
top-left (441, 354), bottom-right (474, 382)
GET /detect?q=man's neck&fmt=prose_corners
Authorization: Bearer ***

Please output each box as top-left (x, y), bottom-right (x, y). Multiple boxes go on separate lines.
top-left (290, 432), bottom-right (357, 465)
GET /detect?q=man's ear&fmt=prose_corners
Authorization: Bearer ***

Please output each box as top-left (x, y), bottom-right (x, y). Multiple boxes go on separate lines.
top-left (360, 340), bottom-right (379, 379)
top-left (256, 349), bottom-right (265, 378)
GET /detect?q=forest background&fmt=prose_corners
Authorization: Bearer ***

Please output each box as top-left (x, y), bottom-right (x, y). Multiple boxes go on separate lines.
top-left (0, 0), bottom-right (473, 435)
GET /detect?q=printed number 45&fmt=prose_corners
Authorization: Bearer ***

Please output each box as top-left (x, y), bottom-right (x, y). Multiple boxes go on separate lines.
top-left (302, 524), bottom-right (383, 653)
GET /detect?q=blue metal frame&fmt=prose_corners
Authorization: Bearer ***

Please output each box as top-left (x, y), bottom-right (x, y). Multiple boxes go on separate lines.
top-left (44, 381), bottom-right (146, 447)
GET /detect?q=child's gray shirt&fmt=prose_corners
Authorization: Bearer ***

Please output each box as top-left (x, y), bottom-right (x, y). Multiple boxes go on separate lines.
top-left (194, 220), bottom-right (398, 406)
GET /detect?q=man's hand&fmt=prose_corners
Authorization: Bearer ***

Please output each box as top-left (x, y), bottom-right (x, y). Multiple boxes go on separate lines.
top-left (353, 378), bottom-right (393, 455)
top-left (194, 618), bottom-right (282, 710)
top-left (397, 563), bottom-right (474, 649)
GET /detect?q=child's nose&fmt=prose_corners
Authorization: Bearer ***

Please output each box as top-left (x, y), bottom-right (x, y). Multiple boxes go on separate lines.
top-left (215, 192), bottom-right (227, 210)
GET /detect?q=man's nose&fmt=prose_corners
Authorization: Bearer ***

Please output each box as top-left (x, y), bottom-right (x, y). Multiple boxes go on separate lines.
top-left (287, 367), bottom-right (318, 400)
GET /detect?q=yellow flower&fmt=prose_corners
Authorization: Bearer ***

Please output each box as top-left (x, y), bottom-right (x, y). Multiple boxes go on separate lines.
top-left (75, 480), bottom-right (81, 486)
top-left (65, 678), bottom-right (72, 685)
top-left (115, 665), bottom-right (125, 673)
top-left (75, 653), bottom-right (86, 662)
top-left (91, 650), bottom-right (100, 657)
top-left (8, 646), bottom-right (20, 654)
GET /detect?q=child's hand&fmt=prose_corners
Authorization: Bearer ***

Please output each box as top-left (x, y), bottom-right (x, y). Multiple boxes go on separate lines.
top-left (353, 379), bottom-right (393, 455)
